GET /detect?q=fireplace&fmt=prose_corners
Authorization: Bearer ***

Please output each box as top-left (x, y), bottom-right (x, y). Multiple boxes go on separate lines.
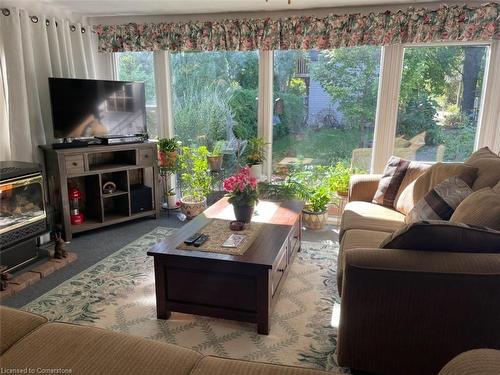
top-left (0, 161), bottom-right (47, 272)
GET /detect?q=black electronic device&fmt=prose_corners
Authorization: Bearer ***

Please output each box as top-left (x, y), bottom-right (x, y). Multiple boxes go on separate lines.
top-left (48, 77), bottom-right (146, 140)
top-left (193, 234), bottom-right (209, 247)
top-left (184, 233), bottom-right (203, 246)
top-left (130, 184), bottom-right (153, 214)
top-left (51, 139), bottom-right (90, 149)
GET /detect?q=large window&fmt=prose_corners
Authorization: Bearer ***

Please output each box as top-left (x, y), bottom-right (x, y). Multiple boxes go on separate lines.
top-left (117, 52), bottom-right (159, 138)
top-left (272, 47), bottom-right (381, 175)
top-left (171, 51), bottom-right (259, 173)
top-left (394, 45), bottom-right (489, 162)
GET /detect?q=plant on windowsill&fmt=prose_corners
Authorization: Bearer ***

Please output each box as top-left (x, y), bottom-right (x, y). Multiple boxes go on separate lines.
top-left (157, 137), bottom-right (180, 171)
top-left (245, 137), bottom-right (267, 181)
top-left (178, 146), bottom-right (212, 219)
top-left (223, 166), bottom-right (259, 223)
top-left (207, 140), bottom-right (225, 172)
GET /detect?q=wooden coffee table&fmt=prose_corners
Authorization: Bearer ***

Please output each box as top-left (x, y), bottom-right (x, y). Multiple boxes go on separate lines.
top-left (147, 198), bottom-right (303, 334)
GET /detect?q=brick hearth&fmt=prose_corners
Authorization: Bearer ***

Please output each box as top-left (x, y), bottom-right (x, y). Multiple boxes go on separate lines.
top-left (0, 251), bottom-right (77, 301)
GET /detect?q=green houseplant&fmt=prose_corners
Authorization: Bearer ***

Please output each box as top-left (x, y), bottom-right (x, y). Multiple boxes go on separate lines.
top-left (245, 137), bottom-right (266, 180)
top-left (286, 165), bottom-right (335, 230)
top-left (207, 140), bottom-right (225, 171)
top-left (178, 146), bottom-right (212, 219)
top-left (157, 138), bottom-right (180, 170)
top-left (328, 161), bottom-right (352, 197)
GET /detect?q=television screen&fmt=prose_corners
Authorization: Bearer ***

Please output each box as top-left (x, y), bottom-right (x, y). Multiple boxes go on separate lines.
top-left (49, 78), bottom-right (146, 139)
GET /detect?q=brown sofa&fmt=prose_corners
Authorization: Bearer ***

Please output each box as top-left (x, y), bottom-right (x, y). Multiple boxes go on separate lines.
top-left (336, 173), bottom-right (500, 375)
top-left (1, 307), bottom-right (499, 375)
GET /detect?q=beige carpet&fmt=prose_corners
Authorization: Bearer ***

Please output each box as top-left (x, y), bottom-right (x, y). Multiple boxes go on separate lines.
top-left (23, 227), bottom-right (345, 372)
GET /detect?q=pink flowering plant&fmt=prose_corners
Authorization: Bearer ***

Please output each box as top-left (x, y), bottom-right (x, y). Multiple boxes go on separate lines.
top-left (223, 167), bottom-right (259, 207)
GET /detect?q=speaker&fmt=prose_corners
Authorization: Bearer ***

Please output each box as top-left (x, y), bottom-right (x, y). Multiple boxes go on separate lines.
top-left (130, 184), bottom-right (153, 214)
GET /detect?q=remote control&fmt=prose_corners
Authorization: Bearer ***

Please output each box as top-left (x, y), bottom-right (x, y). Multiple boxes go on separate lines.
top-left (184, 233), bottom-right (202, 245)
top-left (193, 234), bottom-right (209, 247)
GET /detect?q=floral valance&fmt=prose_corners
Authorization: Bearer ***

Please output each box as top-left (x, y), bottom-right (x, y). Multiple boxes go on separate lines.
top-left (95, 3), bottom-right (500, 52)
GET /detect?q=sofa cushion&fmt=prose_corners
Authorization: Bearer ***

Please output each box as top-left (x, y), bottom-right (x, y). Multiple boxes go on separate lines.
top-left (380, 220), bottom-right (500, 253)
top-left (0, 322), bottom-right (202, 375)
top-left (406, 176), bottom-right (473, 223)
top-left (451, 183), bottom-right (500, 231)
top-left (0, 307), bottom-right (47, 355)
top-left (465, 147), bottom-right (500, 190)
top-left (395, 163), bottom-right (478, 215)
top-left (337, 229), bottom-right (389, 294)
top-left (341, 201), bottom-right (405, 236)
top-left (190, 356), bottom-right (329, 375)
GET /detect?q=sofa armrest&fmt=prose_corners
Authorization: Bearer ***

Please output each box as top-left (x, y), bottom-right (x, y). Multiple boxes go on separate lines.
top-left (438, 349), bottom-right (500, 375)
top-left (338, 248), bottom-right (500, 375)
top-left (348, 174), bottom-right (382, 202)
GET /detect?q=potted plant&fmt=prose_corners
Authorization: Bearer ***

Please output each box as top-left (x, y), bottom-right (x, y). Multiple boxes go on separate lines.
top-left (207, 140), bottom-right (225, 171)
top-left (157, 138), bottom-right (180, 170)
top-left (178, 146), bottom-right (212, 219)
top-left (245, 137), bottom-right (266, 180)
top-left (287, 164), bottom-right (333, 230)
top-left (166, 188), bottom-right (179, 209)
top-left (223, 166), bottom-right (259, 223)
top-left (328, 161), bottom-right (352, 197)
top-left (300, 185), bottom-right (331, 230)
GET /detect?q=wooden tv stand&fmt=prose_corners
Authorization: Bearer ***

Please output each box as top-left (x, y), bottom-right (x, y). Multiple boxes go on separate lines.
top-left (41, 142), bottom-right (160, 240)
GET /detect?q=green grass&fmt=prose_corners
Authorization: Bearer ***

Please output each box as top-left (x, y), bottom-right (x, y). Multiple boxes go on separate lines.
top-left (272, 127), bottom-right (364, 167)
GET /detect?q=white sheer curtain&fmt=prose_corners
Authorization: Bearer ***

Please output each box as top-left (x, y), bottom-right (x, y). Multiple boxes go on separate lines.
top-left (0, 7), bottom-right (108, 162)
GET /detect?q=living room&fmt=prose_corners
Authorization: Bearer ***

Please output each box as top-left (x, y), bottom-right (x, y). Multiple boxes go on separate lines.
top-left (0, 0), bottom-right (499, 374)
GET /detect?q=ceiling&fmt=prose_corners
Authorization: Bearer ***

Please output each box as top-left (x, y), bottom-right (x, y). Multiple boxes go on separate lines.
top-left (9, 0), bottom-right (452, 17)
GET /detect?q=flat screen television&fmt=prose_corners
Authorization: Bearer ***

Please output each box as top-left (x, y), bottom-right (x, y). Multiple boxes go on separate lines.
top-left (49, 77), bottom-right (146, 139)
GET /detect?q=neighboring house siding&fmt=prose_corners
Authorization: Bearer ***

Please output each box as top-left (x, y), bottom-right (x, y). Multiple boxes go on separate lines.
top-left (307, 79), bottom-right (343, 127)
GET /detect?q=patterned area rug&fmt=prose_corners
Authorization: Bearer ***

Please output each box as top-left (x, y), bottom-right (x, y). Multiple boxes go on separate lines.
top-left (23, 227), bottom-right (346, 372)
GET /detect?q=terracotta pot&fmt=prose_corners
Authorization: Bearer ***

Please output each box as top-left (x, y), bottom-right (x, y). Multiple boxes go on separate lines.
top-left (249, 164), bottom-right (263, 180)
top-left (207, 156), bottom-right (223, 171)
top-left (180, 196), bottom-right (207, 219)
top-left (158, 150), bottom-right (177, 169)
top-left (302, 209), bottom-right (328, 230)
top-left (336, 191), bottom-right (349, 198)
top-left (233, 204), bottom-right (255, 223)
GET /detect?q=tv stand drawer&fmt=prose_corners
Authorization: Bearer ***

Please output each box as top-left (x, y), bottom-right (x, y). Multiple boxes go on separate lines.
top-left (138, 149), bottom-right (154, 166)
top-left (65, 155), bottom-right (85, 174)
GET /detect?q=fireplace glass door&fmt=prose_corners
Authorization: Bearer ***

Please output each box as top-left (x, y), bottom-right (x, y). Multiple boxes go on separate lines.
top-left (0, 174), bottom-right (46, 235)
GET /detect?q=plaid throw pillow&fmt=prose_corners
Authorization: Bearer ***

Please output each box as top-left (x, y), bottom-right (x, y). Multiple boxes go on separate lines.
top-left (406, 176), bottom-right (473, 223)
top-left (373, 156), bottom-right (411, 207)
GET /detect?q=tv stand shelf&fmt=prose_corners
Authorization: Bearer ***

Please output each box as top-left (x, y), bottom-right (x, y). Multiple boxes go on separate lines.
top-left (41, 142), bottom-right (159, 240)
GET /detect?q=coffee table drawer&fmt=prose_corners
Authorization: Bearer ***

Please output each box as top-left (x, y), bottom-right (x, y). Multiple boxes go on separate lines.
top-left (272, 244), bottom-right (288, 295)
top-left (166, 267), bottom-right (257, 312)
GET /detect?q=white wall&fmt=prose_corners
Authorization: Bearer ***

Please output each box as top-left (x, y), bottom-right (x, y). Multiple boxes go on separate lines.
top-left (88, 1), bottom-right (486, 26)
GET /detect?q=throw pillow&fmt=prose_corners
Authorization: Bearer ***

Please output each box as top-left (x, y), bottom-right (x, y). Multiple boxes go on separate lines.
top-left (450, 182), bottom-right (500, 231)
top-left (465, 147), bottom-right (500, 190)
top-left (380, 220), bottom-right (500, 253)
top-left (395, 162), bottom-right (478, 215)
top-left (406, 176), bottom-right (473, 223)
top-left (372, 156), bottom-right (411, 207)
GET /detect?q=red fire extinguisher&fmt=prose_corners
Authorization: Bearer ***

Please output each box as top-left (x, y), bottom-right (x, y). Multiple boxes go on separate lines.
top-left (69, 187), bottom-right (85, 225)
